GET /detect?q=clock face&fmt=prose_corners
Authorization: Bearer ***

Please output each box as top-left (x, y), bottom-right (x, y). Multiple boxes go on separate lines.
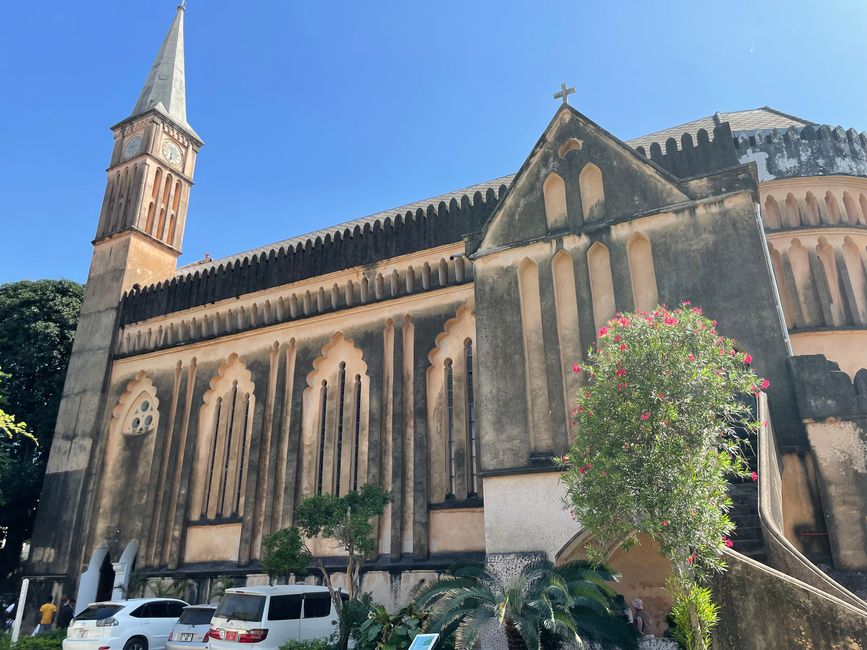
top-left (123, 135), bottom-right (143, 160)
top-left (161, 139), bottom-right (183, 168)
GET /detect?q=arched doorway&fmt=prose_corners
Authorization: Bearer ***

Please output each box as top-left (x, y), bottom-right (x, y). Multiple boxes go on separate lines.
top-left (557, 532), bottom-right (672, 637)
top-left (96, 553), bottom-right (115, 602)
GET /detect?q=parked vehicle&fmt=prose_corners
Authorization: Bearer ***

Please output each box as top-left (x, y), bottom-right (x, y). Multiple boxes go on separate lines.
top-left (64, 598), bottom-right (189, 650)
top-left (165, 605), bottom-right (216, 650)
top-left (209, 586), bottom-right (339, 650)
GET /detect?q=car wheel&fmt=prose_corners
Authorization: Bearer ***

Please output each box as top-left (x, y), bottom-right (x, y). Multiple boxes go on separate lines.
top-left (123, 637), bottom-right (148, 650)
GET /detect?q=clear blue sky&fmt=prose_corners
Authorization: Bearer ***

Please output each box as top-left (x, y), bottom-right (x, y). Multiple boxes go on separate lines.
top-left (1, 0), bottom-right (865, 285)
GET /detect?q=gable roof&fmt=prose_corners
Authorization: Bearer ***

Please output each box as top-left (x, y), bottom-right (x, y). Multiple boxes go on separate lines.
top-left (177, 107), bottom-right (811, 276)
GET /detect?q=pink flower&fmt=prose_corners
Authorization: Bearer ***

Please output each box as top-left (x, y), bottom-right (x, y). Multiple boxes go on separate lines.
top-left (760, 378), bottom-right (771, 390)
top-left (616, 368), bottom-right (627, 377)
top-left (687, 554), bottom-right (697, 564)
top-left (724, 537), bottom-right (734, 548)
top-left (579, 466), bottom-right (586, 475)
top-left (660, 520), bottom-right (669, 526)
top-left (620, 343), bottom-right (627, 351)
top-left (751, 471), bottom-right (758, 482)
top-left (664, 317), bottom-right (678, 326)
top-left (743, 354), bottom-right (753, 365)
top-left (683, 300), bottom-right (691, 306)
top-left (712, 320), bottom-right (718, 326)
top-left (614, 334), bottom-right (621, 342)
top-left (640, 412), bottom-right (651, 421)
top-left (688, 354), bottom-right (696, 362)
top-left (572, 363), bottom-right (582, 374)
top-left (657, 393), bottom-right (665, 399)
top-left (619, 318), bottom-right (631, 327)
top-left (598, 326), bottom-right (609, 337)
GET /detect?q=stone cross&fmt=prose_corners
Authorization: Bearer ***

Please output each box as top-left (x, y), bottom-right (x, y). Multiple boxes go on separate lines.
top-left (553, 83), bottom-right (575, 106)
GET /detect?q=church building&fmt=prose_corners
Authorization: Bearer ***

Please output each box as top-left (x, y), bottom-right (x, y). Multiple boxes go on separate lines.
top-left (27, 5), bottom-right (867, 643)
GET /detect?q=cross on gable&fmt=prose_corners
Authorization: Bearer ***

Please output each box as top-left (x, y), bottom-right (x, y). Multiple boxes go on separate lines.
top-left (553, 83), bottom-right (575, 106)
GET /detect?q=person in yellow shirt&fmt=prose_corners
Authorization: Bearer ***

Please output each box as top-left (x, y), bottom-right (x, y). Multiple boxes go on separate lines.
top-left (31, 599), bottom-right (57, 635)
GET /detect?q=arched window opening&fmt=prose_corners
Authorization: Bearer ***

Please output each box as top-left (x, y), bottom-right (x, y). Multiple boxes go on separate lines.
top-left (769, 245), bottom-right (795, 329)
top-left (764, 195), bottom-right (782, 229)
top-left (152, 169), bottom-right (162, 199)
top-left (163, 176), bottom-right (173, 207)
top-left (465, 340), bottom-right (479, 497)
top-left (843, 237), bottom-right (867, 323)
top-left (445, 359), bottom-right (456, 498)
top-left (817, 239), bottom-right (846, 325)
top-left (627, 233), bottom-right (658, 312)
top-left (579, 163), bottom-right (605, 221)
top-left (316, 380), bottom-right (328, 496)
top-left (145, 202), bottom-right (156, 235)
top-left (543, 172), bottom-right (567, 230)
top-left (167, 214), bottom-right (177, 246)
top-left (785, 193), bottom-right (801, 227)
top-left (588, 242), bottom-right (615, 329)
top-left (157, 209), bottom-right (167, 240)
top-left (173, 181), bottom-right (182, 212)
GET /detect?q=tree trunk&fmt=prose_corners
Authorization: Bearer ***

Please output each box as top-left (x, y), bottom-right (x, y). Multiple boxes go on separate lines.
top-left (504, 620), bottom-right (528, 650)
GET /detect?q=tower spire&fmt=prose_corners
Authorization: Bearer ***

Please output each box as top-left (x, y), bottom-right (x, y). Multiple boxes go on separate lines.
top-left (128, 3), bottom-right (199, 140)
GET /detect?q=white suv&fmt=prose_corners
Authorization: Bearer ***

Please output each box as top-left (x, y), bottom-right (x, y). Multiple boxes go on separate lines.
top-left (64, 599), bottom-right (189, 650)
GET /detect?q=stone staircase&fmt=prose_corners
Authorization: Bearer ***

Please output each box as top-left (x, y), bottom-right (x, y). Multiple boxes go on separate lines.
top-left (727, 428), bottom-right (768, 563)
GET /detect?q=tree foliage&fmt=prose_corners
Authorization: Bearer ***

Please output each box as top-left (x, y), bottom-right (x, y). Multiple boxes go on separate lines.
top-left (260, 484), bottom-right (390, 650)
top-left (0, 279), bottom-right (83, 586)
top-left (414, 560), bottom-right (636, 650)
top-left (560, 303), bottom-right (763, 648)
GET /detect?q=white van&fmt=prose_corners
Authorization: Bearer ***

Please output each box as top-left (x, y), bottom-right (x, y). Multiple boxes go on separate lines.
top-left (209, 586), bottom-right (339, 650)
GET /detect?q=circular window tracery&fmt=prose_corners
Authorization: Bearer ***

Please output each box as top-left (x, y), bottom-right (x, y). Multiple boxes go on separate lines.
top-left (126, 394), bottom-right (158, 436)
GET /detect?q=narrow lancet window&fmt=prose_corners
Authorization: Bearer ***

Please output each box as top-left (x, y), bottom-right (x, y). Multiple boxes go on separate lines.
top-left (446, 359), bottom-right (456, 497)
top-left (334, 363), bottom-right (347, 496)
top-left (352, 375), bottom-right (362, 491)
top-left (316, 380), bottom-right (328, 496)
top-left (465, 341), bottom-right (478, 496)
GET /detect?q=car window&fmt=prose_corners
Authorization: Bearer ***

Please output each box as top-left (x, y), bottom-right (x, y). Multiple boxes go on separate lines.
top-left (268, 595), bottom-right (302, 621)
top-left (146, 602), bottom-right (167, 618)
top-left (75, 605), bottom-right (123, 621)
top-left (178, 608), bottom-right (215, 626)
top-left (302, 594), bottom-right (331, 619)
top-left (163, 602), bottom-right (186, 618)
top-left (214, 594), bottom-right (266, 622)
top-left (129, 604), bottom-right (149, 619)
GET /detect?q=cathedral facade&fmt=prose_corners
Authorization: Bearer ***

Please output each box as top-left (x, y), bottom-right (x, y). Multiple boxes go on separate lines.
top-left (27, 6), bottom-right (867, 642)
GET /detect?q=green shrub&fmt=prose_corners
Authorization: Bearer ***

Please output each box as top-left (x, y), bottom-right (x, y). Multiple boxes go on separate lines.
top-left (0, 629), bottom-right (65, 650)
top-left (279, 639), bottom-right (333, 650)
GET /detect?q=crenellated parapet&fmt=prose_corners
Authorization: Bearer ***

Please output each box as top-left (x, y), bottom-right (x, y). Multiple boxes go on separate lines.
top-left (120, 185), bottom-right (507, 324)
top-left (789, 354), bottom-right (867, 420)
top-left (633, 123), bottom-right (739, 178)
top-left (736, 125), bottom-right (867, 182)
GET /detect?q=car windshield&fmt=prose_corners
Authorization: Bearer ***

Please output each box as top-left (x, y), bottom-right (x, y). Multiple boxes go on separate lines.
top-left (214, 594), bottom-right (265, 622)
top-left (75, 605), bottom-right (123, 621)
top-left (178, 608), bottom-right (216, 626)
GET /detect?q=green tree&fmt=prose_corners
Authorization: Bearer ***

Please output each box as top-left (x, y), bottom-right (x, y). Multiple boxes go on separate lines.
top-left (260, 484), bottom-right (390, 650)
top-left (0, 367), bottom-right (35, 503)
top-left (414, 560), bottom-right (635, 650)
top-left (0, 279), bottom-right (83, 587)
top-left (560, 303), bottom-right (762, 649)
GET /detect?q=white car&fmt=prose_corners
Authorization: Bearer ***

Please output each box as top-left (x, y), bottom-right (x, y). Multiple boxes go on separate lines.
top-left (209, 586), bottom-right (339, 650)
top-left (165, 605), bottom-right (216, 650)
top-left (64, 599), bottom-right (189, 650)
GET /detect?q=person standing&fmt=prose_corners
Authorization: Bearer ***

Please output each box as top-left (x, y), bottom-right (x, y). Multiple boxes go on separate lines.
top-left (31, 598), bottom-right (57, 635)
top-left (57, 595), bottom-right (74, 630)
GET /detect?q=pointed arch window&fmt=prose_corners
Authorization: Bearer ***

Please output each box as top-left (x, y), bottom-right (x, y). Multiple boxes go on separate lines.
top-left (303, 334), bottom-right (370, 498)
top-left (192, 354), bottom-right (256, 521)
top-left (427, 307), bottom-right (480, 503)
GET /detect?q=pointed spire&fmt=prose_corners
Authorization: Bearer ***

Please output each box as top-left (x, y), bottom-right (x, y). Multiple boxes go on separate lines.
top-left (128, 3), bottom-right (199, 140)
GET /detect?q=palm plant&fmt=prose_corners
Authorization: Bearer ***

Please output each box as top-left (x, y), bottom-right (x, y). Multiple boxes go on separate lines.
top-left (413, 560), bottom-right (636, 650)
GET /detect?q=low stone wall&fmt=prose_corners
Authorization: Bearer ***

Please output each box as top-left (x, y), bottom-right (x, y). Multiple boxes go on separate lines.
top-left (714, 550), bottom-right (867, 649)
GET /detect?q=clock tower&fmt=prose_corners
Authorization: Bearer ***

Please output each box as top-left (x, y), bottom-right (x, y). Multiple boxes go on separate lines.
top-left (95, 1), bottom-right (202, 289)
top-left (28, 3), bottom-right (202, 585)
